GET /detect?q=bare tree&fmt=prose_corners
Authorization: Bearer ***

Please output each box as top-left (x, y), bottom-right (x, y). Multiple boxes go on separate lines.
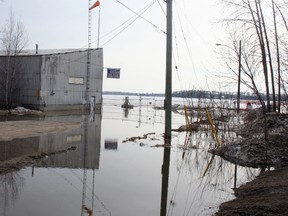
top-left (0, 10), bottom-right (28, 108)
top-left (218, 0), bottom-right (288, 112)
top-left (271, 0), bottom-right (283, 112)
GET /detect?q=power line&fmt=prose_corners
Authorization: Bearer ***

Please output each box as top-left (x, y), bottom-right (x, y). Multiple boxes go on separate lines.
top-left (101, 0), bottom-right (164, 46)
top-left (157, 0), bottom-right (166, 16)
top-left (33, 1), bottom-right (166, 67)
top-left (114, 0), bottom-right (165, 34)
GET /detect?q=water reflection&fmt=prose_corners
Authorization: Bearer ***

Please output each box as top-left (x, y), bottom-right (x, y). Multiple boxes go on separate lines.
top-left (105, 139), bottom-right (118, 150)
top-left (160, 142), bottom-right (171, 216)
top-left (0, 96), bottom-right (262, 216)
top-left (37, 115), bottom-right (101, 170)
top-left (0, 171), bottom-right (24, 216)
top-left (0, 137), bottom-right (39, 162)
top-left (0, 114), bottom-right (101, 170)
top-left (0, 113), bottom-right (102, 216)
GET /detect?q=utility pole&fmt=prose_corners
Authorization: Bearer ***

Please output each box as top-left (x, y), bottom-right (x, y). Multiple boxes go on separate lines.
top-left (160, 1), bottom-right (172, 216)
top-left (237, 40), bottom-right (242, 113)
top-left (164, 0), bottom-right (173, 142)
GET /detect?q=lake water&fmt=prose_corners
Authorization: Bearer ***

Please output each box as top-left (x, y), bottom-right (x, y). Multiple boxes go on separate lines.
top-left (0, 95), bottom-right (259, 216)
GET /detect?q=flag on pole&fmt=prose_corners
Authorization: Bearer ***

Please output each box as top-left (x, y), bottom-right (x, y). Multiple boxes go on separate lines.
top-left (89, 0), bottom-right (100, 10)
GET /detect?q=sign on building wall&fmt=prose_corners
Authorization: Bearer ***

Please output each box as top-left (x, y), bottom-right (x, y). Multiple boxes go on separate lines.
top-left (69, 77), bottom-right (84, 84)
top-left (107, 68), bottom-right (120, 79)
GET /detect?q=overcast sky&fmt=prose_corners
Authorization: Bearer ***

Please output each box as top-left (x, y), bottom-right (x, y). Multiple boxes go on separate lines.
top-left (0, 0), bottom-right (228, 93)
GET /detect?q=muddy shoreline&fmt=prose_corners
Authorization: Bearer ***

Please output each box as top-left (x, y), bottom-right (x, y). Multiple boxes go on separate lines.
top-left (216, 166), bottom-right (288, 215)
top-left (215, 111), bottom-right (288, 215)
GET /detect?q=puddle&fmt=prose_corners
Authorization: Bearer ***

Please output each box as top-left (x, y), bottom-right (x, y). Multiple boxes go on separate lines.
top-left (0, 95), bottom-right (260, 216)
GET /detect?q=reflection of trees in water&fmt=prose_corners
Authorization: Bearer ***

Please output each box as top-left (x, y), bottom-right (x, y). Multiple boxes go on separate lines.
top-left (182, 108), bottom-right (258, 180)
top-left (0, 171), bottom-right (24, 216)
top-left (168, 108), bottom-right (260, 215)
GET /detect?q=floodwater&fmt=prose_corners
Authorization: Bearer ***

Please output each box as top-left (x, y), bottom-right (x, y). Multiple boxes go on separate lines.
top-left (0, 95), bottom-right (260, 216)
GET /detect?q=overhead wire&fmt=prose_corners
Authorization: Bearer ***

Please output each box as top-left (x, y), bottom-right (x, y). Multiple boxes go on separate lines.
top-left (98, 11), bottom-right (144, 42)
top-left (165, 1), bottom-right (217, 214)
top-left (179, 1), bottom-right (220, 91)
top-left (35, 0), bottom-right (207, 95)
top-left (101, 0), bottom-right (164, 47)
top-left (173, 0), bottom-right (199, 90)
top-left (46, 0), bottom-right (163, 67)
top-left (97, 0), bottom-right (161, 43)
top-left (113, 0), bottom-right (165, 34)
top-left (101, 2), bottom-right (155, 46)
top-left (171, 1), bottom-right (194, 107)
top-left (157, 0), bottom-right (166, 16)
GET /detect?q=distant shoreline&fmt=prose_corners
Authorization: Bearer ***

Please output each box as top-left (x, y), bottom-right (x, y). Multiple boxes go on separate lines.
top-left (103, 91), bottom-right (285, 101)
top-left (103, 91), bottom-right (164, 97)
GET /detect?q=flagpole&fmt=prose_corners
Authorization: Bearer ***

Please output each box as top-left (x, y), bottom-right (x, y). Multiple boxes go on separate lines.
top-left (97, 6), bottom-right (101, 48)
top-left (85, 0), bottom-right (92, 106)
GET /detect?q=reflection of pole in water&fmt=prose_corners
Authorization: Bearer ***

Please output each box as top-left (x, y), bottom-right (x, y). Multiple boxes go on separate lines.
top-left (160, 143), bottom-right (171, 216)
top-left (92, 169), bottom-right (95, 213)
top-left (138, 96), bottom-right (142, 128)
top-left (153, 97), bottom-right (156, 125)
top-left (124, 108), bottom-right (129, 118)
top-left (234, 164), bottom-right (238, 189)
top-left (81, 116), bottom-right (88, 216)
top-left (4, 174), bottom-right (8, 216)
top-left (121, 97), bottom-right (133, 119)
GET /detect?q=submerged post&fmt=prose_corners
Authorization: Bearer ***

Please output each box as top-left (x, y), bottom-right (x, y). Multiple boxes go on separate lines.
top-left (165, 0), bottom-right (173, 142)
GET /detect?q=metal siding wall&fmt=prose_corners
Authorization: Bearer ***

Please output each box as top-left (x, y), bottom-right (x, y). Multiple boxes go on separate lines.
top-left (0, 55), bottom-right (41, 107)
top-left (13, 56), bottom-right (42, 106)
top-left (0, 49), bottom-right (103, 110)
top-left (38, 49), bottom-right (103, 110)
top-left (0, 57), bottom-right (6, 105)
top-left (90, 49), bottom-right (103, 105)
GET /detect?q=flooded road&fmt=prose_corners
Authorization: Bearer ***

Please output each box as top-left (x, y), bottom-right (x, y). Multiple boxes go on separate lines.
top-left (0, 95), bottom-right (260, 216)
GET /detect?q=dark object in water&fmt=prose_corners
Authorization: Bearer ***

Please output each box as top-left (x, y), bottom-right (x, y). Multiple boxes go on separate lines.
top-left (172, 123), bottom-right (199, 132)
top-left (121, 96), bottom-right (134, 109)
